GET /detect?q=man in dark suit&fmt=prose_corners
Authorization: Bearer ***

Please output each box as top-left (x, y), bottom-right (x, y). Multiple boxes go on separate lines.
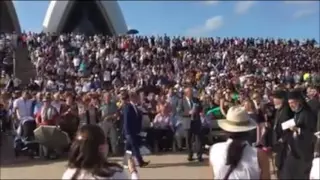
top-left (271, 90), bottom-right (294, 178)
top-left (280, 90), bottom-right (317, 179)
top-left (178, 87), bottom-right (204, 162)
top-left (306, 86), bottom-right (320, 131)
top-left (122, 91), bottom-right (149, 167)
top-left (307, 86), bottom-right (320, 116)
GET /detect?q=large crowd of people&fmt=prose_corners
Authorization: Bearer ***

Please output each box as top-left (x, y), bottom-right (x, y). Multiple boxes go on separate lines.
top-left (0, 33), bottom-right (15, 88)
top-left (0, 32), bottom-right (320, 179)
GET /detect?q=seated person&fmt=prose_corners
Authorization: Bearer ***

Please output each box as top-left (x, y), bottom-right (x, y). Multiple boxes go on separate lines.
top-left (13, 91), bottom-right (33, 130)
top-left (35, 94), bottom-right (60, 159)
top-left (35, 95), bottom-right (59, 126)
top-left (152, 102), bottom-right (174, 152)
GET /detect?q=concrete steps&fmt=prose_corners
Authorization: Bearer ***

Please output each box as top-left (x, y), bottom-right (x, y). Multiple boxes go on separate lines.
top-left (13, 46), bottom-right (36, 85)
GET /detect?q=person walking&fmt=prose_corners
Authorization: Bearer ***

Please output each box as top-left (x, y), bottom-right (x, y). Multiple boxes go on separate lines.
top-left (178, 87), bottom-right (204, 162)
top-left (271, 90), bottom-right (294, 177)
top-left (122, 91), bottom-right (149, 167)
top-left (280, 90), bottom-right (317, 179)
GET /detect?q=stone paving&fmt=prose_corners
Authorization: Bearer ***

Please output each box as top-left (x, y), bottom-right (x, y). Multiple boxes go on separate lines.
top-left (0, 135), bottom-right (276, 179)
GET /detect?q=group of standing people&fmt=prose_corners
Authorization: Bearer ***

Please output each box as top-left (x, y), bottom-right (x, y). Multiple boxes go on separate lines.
top-left (1, 83), bottom-right (319, 180)
top-left (209, 88), bottom-right (320, 180)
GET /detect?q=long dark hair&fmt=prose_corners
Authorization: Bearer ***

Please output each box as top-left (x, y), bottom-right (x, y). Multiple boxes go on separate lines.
top-left (224, 132), bottom-right (249, 180)
top-left (315, 138), bottom-right (320, 158)
top-left (68, 124), bottom-right (123, 179)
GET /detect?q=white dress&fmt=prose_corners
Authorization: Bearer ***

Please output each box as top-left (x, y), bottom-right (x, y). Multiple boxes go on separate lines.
top-left (310, 157), bottom-right (320, 180)
top-left (209, 139), bottom-right (261, 179)
top-left (62, 168), bottom-right (129, 180)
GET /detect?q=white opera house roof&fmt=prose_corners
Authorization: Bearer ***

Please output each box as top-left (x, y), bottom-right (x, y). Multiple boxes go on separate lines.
top-left (0, 0), bottom-right (21, 33)
top-left (42, 0), bottom-right (128, 35)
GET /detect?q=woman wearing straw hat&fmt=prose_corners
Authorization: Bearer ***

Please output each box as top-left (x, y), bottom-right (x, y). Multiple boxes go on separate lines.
top-left (209, 106), bottom-right (270, 179)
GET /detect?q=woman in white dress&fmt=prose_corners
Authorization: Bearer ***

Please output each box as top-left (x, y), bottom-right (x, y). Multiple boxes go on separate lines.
top-left (209, 106), bottom-right (270, 180)
top-left (62, 124), bottom-right (138, 179)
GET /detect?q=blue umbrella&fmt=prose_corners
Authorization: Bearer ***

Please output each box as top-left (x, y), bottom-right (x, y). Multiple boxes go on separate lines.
top-left (127, 29), bottom-right (139, 35)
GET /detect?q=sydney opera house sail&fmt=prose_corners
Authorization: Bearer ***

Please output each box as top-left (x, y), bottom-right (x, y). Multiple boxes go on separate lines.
top-left (0, 1), bottom-right (21, 33)
top-left (43, 0), bottom-right (127, 35)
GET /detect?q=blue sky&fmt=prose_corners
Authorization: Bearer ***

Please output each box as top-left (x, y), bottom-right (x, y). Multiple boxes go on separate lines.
top-left (13, 1), bottom-right (319, 40)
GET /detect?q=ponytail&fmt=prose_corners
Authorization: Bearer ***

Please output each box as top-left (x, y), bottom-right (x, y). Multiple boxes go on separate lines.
top-left (315, 138), bottom-right (320, 158)
top-left (71, 169), bottom-right (81, 180)
top-left (223, 140), bottom-right (247, 180)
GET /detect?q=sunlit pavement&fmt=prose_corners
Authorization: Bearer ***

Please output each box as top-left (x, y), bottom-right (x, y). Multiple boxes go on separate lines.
top-left (1, 135), bottom-right (276, 179)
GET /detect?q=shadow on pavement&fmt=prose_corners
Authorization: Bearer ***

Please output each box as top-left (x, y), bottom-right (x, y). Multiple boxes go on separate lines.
top-left (0, 157), bottom-right (67, 168)
top-left (0, 134), bottom-right (67, 168)
top-left (145, 158), bottom-right (209, 169)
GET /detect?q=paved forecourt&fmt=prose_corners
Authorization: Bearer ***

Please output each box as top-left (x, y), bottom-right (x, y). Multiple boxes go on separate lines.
top-left (0, 136), bottom-right (276, 179)
top-left (1, 155), bottom-right (211, 179)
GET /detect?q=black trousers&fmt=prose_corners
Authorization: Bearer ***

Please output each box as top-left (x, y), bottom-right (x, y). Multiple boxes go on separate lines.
top-left (279, 154), bottom-right (312, 180)
top-left (273, 143), bottom-right (287, 176)
top-left (21, 121), bottom-right (36, 139)
top-left (153, 128), bottom-right (174, 150)
top-left (0, 117), bottom-right (10, 132)
top-left (186, 121), bottom-right (203, 159)
top-left (124, 135), bottom-right (144, 165)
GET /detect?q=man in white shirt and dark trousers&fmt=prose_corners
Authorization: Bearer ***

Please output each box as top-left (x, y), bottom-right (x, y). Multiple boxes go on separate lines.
top-left (178, 87), bottom-right (204, 162)
top-left (13, 91), bottom-right (33, 121)
top-left (13, 91), bottom-right (34, 137)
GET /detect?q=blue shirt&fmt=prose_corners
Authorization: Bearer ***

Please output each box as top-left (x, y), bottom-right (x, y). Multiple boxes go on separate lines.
top-left (33, 101), bottom-right (43, 116)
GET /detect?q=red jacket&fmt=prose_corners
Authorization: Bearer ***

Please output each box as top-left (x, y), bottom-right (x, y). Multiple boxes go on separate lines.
top-left (35, 107), bottom-right (59, 126)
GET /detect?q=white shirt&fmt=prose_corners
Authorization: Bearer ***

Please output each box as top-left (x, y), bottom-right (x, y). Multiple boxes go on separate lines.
top-left (62, 168), bottom-right (129, 180)
top-left (209, 139), bottom-right (260, 180)
top-left (186, 97), bottom-right (192, 107)
top-left (82, 82), bottom-right (91, 92)
top-left (51, 101), bottom-right (62, 113)
top-left (13, 97), bottom-right (33, 119)
top-left (130, 102), bottom-right (138, 114)
top-left (73, 57), bottom-right (80, 67)
top-left (103, 71), bottom-right (111, 81)
top-left (310, 157), bottom-right (320, 179)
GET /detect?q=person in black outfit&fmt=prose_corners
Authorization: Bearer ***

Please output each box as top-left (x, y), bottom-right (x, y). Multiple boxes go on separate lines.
top-left (243, 99), bottom-right (264, 144)
top-left (0, 103), bottom-right (9, 132)
top-left (307, 86), bottom-right (320, 115)
top-left (27, 79), bottom-right (40, 91)
top-left (0, 103), bottom-right (8, 146)
top-left (306, 86), bottom-right (320, 131)
top-left (271, 90), bottom-right (294, 178)
top-left (279, 90), bottom-right (317, 179)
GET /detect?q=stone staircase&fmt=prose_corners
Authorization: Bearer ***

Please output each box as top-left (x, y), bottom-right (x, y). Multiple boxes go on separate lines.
top-left (13, 46), bottom-right (36, 85)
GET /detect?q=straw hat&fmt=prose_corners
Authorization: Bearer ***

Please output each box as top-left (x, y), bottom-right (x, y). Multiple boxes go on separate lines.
top-left (217, 106), bottom-right (257, 133)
